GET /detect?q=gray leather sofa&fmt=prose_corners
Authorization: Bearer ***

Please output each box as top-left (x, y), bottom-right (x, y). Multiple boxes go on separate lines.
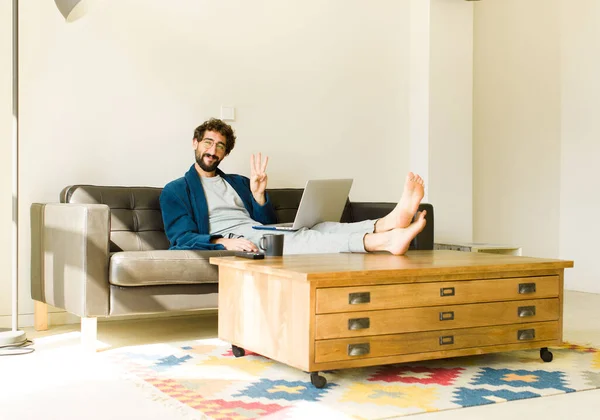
top-left (30, 185), bottom-right (434, 347)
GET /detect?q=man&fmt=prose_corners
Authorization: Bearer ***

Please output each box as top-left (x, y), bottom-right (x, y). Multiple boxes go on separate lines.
top-left (160, 118), bottom-right (427, 255)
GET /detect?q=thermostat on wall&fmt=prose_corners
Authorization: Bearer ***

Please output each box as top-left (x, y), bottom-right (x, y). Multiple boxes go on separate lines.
top-left (220, 106), bottom-right (235, 121)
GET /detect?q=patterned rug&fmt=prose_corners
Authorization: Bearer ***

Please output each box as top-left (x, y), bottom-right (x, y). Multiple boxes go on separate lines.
top-left (105, 338), bottom-right (600, 419)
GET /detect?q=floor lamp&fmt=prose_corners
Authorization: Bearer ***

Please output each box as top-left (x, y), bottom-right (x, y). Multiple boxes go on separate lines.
top-left (0, 0), bottom-right (26, 350)
top-left (0, 0), bottom-right (84, 350)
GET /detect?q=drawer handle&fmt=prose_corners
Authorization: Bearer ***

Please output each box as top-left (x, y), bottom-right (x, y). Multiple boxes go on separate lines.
top-left (348, 292), bottom-right (370, 305)
top-left (518, 306), bottom-right (536, 318)
top-left (348, 317), bottom-right (370, 330)
top-left (439, 335), bottom-right (454, 346)
top-left (519, 283), bottom-right (537, 294)
top-left (439, 311), bottom-right (455, 321)
top-left (518, 329), bottom-right (536, 341)
top-left (347, 343), bottom-right (370, 357)
top-left (440, 287), bottom-right (455, 297)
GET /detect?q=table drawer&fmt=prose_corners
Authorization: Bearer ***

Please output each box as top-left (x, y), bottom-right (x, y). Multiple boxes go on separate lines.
top-left (315, 298), bottom-right (559, 339)
top-left (315, 276), bottom-right (559, 314)
top-left (314, 321), bottom-right (559, 363)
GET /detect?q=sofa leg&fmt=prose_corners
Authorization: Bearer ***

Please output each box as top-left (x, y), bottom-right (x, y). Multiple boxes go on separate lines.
top-left (81, 317), bottom-right (98, 351)
top-left (34, 301), bottom-right (48, 331)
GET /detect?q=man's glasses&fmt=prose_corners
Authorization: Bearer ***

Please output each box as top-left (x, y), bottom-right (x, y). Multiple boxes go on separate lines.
top-left (201, 139), bottom-right (226, 152)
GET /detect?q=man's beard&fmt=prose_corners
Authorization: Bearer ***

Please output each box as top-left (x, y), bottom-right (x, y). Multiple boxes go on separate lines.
top-left (195, 150), bottom-right (221, 172)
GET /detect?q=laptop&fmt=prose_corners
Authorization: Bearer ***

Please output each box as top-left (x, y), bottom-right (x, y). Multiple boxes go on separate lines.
top-left (253, 179), bottom-right (353, 231)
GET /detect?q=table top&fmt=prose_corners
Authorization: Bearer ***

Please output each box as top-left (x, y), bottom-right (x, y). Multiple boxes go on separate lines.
top-left (210, 250), bottom-right (573, 282)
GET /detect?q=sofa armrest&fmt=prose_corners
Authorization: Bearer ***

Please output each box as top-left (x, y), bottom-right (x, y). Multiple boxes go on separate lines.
top-left (31, 203), bottom-right (111, 317)
top-left (346, 202), bottom-right (435, 250)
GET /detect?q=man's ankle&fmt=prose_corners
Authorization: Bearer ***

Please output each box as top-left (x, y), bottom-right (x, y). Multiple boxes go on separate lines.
top-left (374, 217), bottom-right (388, 233)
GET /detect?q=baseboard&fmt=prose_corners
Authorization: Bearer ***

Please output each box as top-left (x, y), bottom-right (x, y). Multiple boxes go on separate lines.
top-left (0, 308), bottom-right (218, 329)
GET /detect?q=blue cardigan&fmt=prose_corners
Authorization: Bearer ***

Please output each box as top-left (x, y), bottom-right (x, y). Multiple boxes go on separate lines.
top-left (160, 165), bottom-right (278, 250)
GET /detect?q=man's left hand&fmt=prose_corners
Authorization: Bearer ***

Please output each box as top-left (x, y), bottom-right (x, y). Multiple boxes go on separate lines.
top-left (250, 153), bottom-right (269, 205)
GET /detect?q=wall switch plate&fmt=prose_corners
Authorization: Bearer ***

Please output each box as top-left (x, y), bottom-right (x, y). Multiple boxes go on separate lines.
top-left (220, 106), bottom-right (235, 121)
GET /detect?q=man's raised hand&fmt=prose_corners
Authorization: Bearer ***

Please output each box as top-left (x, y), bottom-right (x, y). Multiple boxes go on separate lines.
top-left (250, 153), bottom-right (269, 205)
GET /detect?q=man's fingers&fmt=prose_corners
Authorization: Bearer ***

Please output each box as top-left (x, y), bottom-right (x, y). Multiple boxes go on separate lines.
top-left (234, 239), bottom-right (258, 252)
top-left (254, 153), bottom-right (260, 174)
top-left (256, 152), bottom-right (262, 174)
top-left (246, 241), bottom-right (258, 252)
top-left (250, 152), bottom-right (269, 177)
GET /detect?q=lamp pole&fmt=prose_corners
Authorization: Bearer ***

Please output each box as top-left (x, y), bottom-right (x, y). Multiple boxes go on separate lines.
top-left (0, 0), bottom-right (26, 348)
top-left (12, 0), bottom-right (19, 333)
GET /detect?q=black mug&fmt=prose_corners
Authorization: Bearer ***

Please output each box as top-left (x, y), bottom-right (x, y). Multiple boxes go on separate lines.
top-left (259, 233), bottom-right (284, 256)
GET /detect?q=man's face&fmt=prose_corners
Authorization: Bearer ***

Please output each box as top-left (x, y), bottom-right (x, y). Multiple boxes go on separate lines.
top-left (194, 130), bottom-right (227, 173)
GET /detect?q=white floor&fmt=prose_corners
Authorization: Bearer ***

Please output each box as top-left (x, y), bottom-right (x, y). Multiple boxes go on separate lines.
top-left (1, 291), bottom-right (600, 420)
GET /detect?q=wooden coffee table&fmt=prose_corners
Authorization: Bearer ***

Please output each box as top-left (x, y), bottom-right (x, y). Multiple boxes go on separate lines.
top-left (210, 251), bottom-right (573, 388)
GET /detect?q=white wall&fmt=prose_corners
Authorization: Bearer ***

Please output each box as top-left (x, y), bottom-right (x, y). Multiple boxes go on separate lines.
top-left (473, 0), bottom-right (562, 258)
top-left (18, 0), bottom-right (411, 196)
top-left (2, 0), bottom-right (433, 326)
top-left (429, 0), bottom-right (473, 243)
top-left (0, 1), bottom-right (14, 321)
top-left (408, 0), bottom-right (431, 194)
top-left (559, 0), bottom-right (600, 293)
top-left (474, 0), bottom-right (600, 294)
top-left (408, 0), bottom-right (475, 244)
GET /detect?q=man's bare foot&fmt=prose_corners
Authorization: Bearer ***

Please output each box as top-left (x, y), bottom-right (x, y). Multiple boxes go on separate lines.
top-left (375, 172), bottom-right (425, 232)
top-left (386, 211), bottom-right (427, 255)
top-left (366, 211), bottom-right (427, 255)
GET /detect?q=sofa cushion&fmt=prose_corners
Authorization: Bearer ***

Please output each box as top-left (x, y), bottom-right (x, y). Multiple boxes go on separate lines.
top-left (109, 250), bottom-right (236, 287)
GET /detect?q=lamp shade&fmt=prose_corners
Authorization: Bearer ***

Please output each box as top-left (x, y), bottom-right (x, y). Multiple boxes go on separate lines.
top-left (54, 0), bottom-right (87, 22)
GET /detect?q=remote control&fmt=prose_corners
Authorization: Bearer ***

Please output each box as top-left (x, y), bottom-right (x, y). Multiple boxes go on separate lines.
top-left (235, 251), bottom-right (265, 260)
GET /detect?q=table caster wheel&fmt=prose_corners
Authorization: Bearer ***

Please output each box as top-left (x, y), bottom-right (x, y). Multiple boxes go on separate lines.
top-left (540, 347), bottom-right (553, 362)
top-left (232, 345), bottom-right (245, 358)
top-left (310, 372), bottom-right (327, 388)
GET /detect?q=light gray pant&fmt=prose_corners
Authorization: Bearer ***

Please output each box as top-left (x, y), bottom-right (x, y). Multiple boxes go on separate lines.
top-left (280, 220), bottom-right (376, 255)
top-left (225, 219), bottom-right (377, 255)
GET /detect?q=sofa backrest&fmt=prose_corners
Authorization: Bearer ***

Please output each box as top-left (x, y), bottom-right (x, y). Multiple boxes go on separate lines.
top-left (60, 185), bottom-right (348, 252)
top-left (61, 185), bottom-right (168, 252)
top-left (61, 185), bottom-right (433, 252)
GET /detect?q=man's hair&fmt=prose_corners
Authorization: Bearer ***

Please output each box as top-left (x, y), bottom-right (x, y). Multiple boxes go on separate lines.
top-left (193, 118), bottom-right (236, 155)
